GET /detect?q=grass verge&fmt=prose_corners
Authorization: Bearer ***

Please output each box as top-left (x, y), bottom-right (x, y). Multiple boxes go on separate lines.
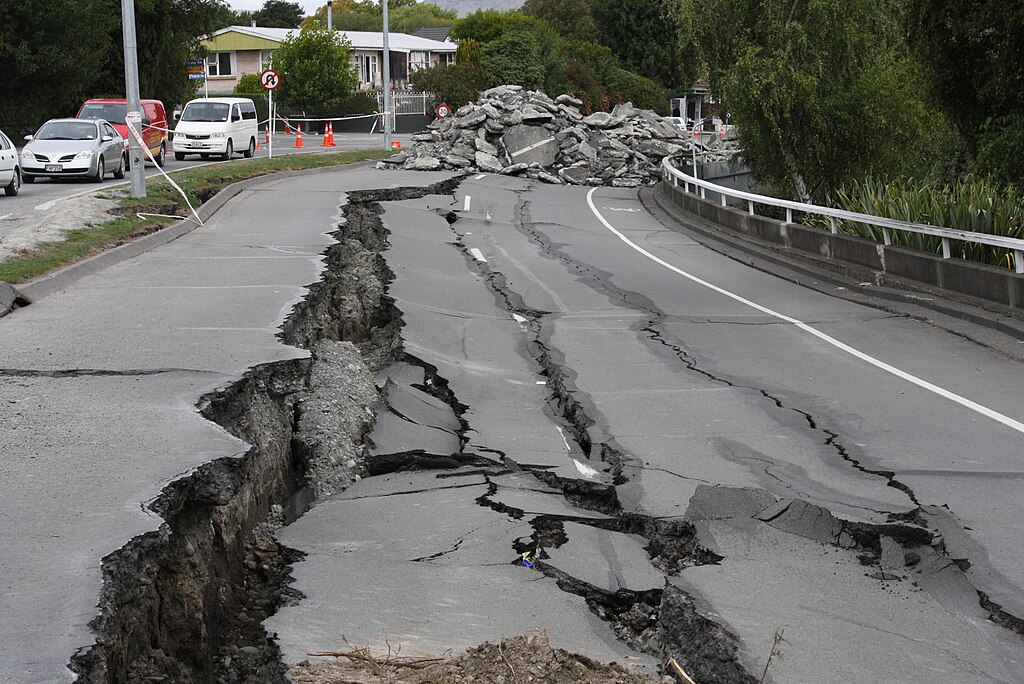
top-left (0, 149), bottom-right (385, 284)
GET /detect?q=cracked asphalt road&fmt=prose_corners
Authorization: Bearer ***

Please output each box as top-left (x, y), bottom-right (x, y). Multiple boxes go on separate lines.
top-left (2, 166), bottom-right (1023, 682)
top-left (271, 173), bottom-right (1023, 682)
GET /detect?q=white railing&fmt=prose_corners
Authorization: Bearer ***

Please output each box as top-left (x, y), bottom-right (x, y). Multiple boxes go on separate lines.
top-left (662, 158), bottom-right (1024, 274)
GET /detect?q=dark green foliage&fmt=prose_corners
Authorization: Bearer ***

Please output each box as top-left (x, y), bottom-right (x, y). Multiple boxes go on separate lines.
top-left (521, 0), bottom-right (597, 42)
top-left (411, 63), bottom-right (481, 109)
top-left (97, 0), bottom-right (237, 120)
top-left (589, 0), bottom-right (695, 91)
top-left (909, 1), bottom-right (1023, 186)
top-left (699, 0), bottom-right (938, 202)
top-left (606, 69), bottom-right (668, 114)
top-left (2, 0), bottom-right (234, 134)
top-left (450, 9), bottom-right (534, 43)
top-left (233, 73), bottom-right (263, 94)
top-left (273, 25), bottom-right (358, 111)
top-left (481, 28), bottom-right (545, 91)
top-left (974, 116), bottom-right (1024, 188)
top-left (253, 0), bottom-right (305, 28)
top-left (305, 1), bottom-right (456, 33)
top-left (1, 0), bottom-right (117, 133)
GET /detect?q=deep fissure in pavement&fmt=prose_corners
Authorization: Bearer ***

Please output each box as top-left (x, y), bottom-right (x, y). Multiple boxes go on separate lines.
top-left (67, 179), bottom-right (462, 683)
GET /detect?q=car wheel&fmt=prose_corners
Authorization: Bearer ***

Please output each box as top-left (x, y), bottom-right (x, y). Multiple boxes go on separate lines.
top-left (156, 143), bottom-right (166, 167)
top-left (174, 151), bottom-right (186, 161)
top-left (94, 157), bottom-right (105, 183)
top-left (243, 137), bottom-right (255, 158)
top-left (113, 154), bottom-right (126, 179)
top-left (221, 140), bottom-right (233, 161)
top-left (4, 168), bottom-right (20, 196)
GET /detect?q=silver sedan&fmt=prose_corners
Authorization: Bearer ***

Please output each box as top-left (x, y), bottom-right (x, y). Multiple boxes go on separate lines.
top-left (20, 118), bottom-right (126, 183)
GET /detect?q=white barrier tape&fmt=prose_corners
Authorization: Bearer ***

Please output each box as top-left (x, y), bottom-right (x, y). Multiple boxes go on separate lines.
top-left (126, 121), bottom-right (203, 227)
top-left (276, 113), bottom-right (381, 123)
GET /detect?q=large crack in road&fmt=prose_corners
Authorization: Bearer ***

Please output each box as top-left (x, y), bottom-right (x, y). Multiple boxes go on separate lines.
top-left (67, 175), bottom-right (1024, 683)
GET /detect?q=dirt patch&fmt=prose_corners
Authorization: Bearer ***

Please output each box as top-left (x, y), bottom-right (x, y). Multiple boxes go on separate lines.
top-left (289, 630), bottom-right (667, 684)
top-left (0, 194), bottom-right (117, 261)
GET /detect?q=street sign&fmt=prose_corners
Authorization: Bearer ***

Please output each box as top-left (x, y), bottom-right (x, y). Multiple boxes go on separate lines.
top-left (260, 69), bottom-right (280, 91)
top-left (436, 102), bottom-right (451, 119)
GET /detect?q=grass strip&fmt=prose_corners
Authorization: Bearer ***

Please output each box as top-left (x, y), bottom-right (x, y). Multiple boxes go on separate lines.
top-left (0, 149), bottom-right (385, 284)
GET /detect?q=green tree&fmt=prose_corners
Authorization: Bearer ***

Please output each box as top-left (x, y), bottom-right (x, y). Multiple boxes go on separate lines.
top-left (233, 73), bottom-right (263, 94)
top-left (699, 0), bottom-right (937, 202)
top-left (254, 0), bottom-right (305, 28)
top-left (590, 0), bottom-right (696, 91)
top-left (273, 25), bottom-right (357, 112)
top-left (411, 63), bottom-right (481, 108)
top-left (450, 9), bottom-right (534, 43)
top-left (1, 0), bottom-right (117, 133)
top-left (90, 0), bottom-right (235, 115)
top-left (909, 0), bottom-right (1024, 185)
top-left (305, 0), bottom-right (451, 32)
top-left (481, 28), bottom-right (545, 91)
top-left (521, 0), bottom-right (597, 42)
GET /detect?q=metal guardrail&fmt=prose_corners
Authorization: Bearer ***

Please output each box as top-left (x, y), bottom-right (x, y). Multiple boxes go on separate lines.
top-left (661, 158), bottom-right (1024, 274)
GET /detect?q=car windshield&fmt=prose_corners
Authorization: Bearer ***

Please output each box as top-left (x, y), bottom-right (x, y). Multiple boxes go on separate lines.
top-left (35, 121), bottom-right (98, 140)
top-left (180, 102), bottom-right (230, 122)
top-left (79, 103), bottom-right (127, 125)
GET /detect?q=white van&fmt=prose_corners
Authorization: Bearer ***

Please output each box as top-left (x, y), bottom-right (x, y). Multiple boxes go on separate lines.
top-left (172, 97), bottom-right (258, 161)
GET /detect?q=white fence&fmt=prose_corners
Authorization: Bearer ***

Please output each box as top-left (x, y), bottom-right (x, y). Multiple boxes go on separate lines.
top-left (661, 158), bottom-right (1024, 274)
top-left (377, 91), bottom-right (433, 116)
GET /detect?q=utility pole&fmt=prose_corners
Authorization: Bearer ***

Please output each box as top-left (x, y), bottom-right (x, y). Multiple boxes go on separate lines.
top-left (121, 0), bottom-right (145, 197)
top-left (382, 0), bottom-right (392, 150)
top-left (327, 0), bottom-right (332, 31)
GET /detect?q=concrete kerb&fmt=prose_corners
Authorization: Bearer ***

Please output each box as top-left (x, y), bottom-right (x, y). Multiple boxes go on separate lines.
top-left (8, 159), bottom-right (382, 305)
top-left (642, 184), bottom-right (1024, 347)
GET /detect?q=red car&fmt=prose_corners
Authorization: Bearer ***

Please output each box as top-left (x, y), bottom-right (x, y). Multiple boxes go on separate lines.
top-left (76, 98), bottom-right (169, 166)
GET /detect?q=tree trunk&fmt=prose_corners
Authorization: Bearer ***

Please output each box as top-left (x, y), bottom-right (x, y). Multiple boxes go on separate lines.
top-left (782, 146), bottom-right (811, 204)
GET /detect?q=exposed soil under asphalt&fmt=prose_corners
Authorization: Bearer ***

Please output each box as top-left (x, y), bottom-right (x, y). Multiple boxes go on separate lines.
top-left (289, 630), bottom-right (669, 684)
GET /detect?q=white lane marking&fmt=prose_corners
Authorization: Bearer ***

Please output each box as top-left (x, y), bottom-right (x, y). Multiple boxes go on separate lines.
top-left (510, 137), bottom-right (557, 159)
top-left (469, 247), bottom-right (487, 262)
top-left (0, 213), bottom-right (10, 220)
top-left (603, 206), bottom-right (641, 213)
top-left (474, 174), bottom-right (486, 180)
top-left (491, 243), bottom-right (569, 313)
top-left (585, 188), bottom-right (1024, 436)
top-left (555, 426), bottom-right (572, 451)
top-left (463, 195), bottom-right (471, 212)
top-left (511, 313), bottom-right (527, 324)
top-left (573, 458), bottom-right (600, 480)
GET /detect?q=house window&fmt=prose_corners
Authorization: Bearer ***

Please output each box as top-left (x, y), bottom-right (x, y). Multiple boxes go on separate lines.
top-left (359, 54), bottom-right (378, 86)
top-left (409, 51), bottom-right (428, 73)
top-left (438, 53), bottom-right (455, 68)
top-left (207, 52), bottom-right (233, 77)
top-left (259, 50), bottom-right (274, 71)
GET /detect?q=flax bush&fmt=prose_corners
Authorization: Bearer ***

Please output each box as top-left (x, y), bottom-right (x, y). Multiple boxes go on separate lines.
top-left (809, 177), bottom-right (1024, 270)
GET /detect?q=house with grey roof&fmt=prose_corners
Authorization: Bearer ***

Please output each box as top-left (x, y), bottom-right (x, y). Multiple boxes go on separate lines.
top-left (200, 25), bottom-right (457, 94)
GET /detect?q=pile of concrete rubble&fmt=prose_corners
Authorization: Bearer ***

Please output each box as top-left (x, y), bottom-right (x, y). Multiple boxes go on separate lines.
top-left (378, 85), bottom-right (738, 187)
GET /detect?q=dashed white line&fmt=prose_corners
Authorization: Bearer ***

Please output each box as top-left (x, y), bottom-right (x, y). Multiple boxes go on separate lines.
top-left (474, 174), bottom-right (486, 180)
top-left (585, 187), bottom-right (1024, 436)
top-left (463, 195), bottom-right (471, 212)
top-left (469, 247), bottom-right (487, 262)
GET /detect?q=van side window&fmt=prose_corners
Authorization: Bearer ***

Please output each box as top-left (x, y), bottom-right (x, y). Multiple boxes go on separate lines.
top-left (241, 102), bottom-right (257, 120)
top-left (232, 105), bottom-right (241, 121)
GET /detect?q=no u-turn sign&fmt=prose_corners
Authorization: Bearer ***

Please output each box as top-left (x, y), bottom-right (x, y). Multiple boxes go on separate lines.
top-left (260, 69), bottom-right (280, 90)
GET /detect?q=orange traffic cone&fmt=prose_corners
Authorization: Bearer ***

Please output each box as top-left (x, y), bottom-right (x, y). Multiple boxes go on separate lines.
top-left (265, 128), bottom-right (270, 147)
top-left (294, 126), bottom-right (304, 148)
top-left (255, 130), bottom-right (262, 151)
top-left (327, 122), bottom-right (336, 146)
top-left (391, 140), bottom-right (401, 149)
top-left (322, 121), bottom-right (336, 147)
